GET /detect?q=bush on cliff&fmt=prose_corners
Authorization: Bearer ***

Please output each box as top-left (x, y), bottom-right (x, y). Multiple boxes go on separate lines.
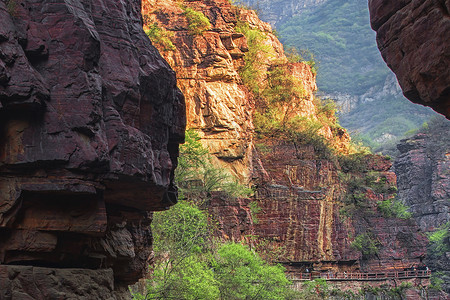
top-left (176, 129), bottom-right (252, 199)
top-left (428, 222), bottom-right (450, 256)
top-left (145, 22), bottom-right (176, 51)
top-left (183, 7), bottom-right (211, 35)
top-left (235, 22), bottom-right (273, 96)
top-left (351, 233), bottom-right (379, 256)
top-left (377, 198), bottom-right (412, 220)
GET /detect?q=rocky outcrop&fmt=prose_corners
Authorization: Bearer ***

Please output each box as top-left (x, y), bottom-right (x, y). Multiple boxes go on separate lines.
top-left (251, 141), bottom-right (427, 276)
top-left (0, 0), bottom-right (185, 298)
top-left (395, 117), bottom-right (450, 292)
top-left (368, 0), bottom-right (450, 118)
top-left (395, 118), bottom-right (450, 231)
top-left (142, 0), bottom-right (322, 182)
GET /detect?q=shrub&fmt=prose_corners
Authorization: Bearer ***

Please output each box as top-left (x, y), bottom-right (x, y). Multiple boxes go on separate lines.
top-left (351, 233), bottom-right (379, 256)
top-left (5, 0), bottom-right (18, 17)
top-left (427, 222), bottom-right (450, 255)
top-left (300, 278), bottom-right (331, 299)
top-left (145, 22), bottom-right (175, 51)
top-left (430, 271), bottom-right (445, 291)
top-left (235, 22), bottom-right (272, 96)
top-left (214, 243), bottom-right (297, 300)
top-left (176, 129), bottom-right (252, 200)
top-left (183, 7), bottom-right (211, 35)
top-left (249, 201), bottom-right (262, 224)
top-left (377, 198), bottom-right (412, 219)
top-left (132, 201), bottom-right (297, 300)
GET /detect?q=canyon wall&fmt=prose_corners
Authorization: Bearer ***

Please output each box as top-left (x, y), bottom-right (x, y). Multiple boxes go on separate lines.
top-left (144, 0), bottom-right (427, 289)
top-left (0, 0), bottom-right (185, 298)
top-left (252, 142), bottom-right (427, 275)
top-left (369, 0), bottom-right (450, 118)
top-left (395, 117), bottom-right (450, 293)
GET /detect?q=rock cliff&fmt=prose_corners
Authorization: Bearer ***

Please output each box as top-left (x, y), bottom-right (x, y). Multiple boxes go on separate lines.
top-left (395, 117), bottom-right (450, 292)
top-left (0, 0), bottom-right (185, 298)
top-left (252, 142), bottom-right (427, 276)
top-left (142, 0), bottom-right (321, 182)
top-left (143, 0), bottom-right (428, 288)
top-left (369, 0), bottom-right (450, 118)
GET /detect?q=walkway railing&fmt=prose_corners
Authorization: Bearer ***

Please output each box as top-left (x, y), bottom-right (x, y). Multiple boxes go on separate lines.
top-left (292, 270), bottom-right (431, 281)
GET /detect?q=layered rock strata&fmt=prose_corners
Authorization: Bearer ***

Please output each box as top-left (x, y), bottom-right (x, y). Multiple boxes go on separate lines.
top-left (0, 0), bottom-right (185, 298)
top-left (368, 0), bottom-right (450, 118)
top-left (395, 117), bottom-right (450, 292)
top-left (143, 0), bottom-right (428, 284)
top-left (142, 0), bottom-right (323, 182)
top-left (252, 141), bottom-right (427, 275)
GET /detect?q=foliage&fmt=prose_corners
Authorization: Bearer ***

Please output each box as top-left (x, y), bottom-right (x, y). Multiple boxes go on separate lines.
top-left (351, 233), bottom-right (379, 256)
top-left (145, 22), bottom-right (175, 51)
top-left (429, 271), bottom-right (445, 291)
top-left (377, 198), bottom-right (412, 219)
top-left (183, 7), bottom-right (211, 35)
top-left (285, 47), bottom-right (317, 75)
top-left (275, 0), bottom-right (389, 95)
top-left (338, 151), bottom-right (368, 174)
top-left (144, 254), bottom-right (220, 300)
top-left (152, 201), bottom-right (210, 257)
top-left (136, 201), bottom-right (216, 300)
top-left (176, 130), bottom-right (252, 199)
top-left (240, 0), bottom-right (436, 152)
top-left (427, 222), bottom-right (450, 256)
top-left (132, 200), bottom-right (298, 300)
top-left (362, 282), bottom-right (412, 299)
top-left (235, 22), bottom-right (273, 96)
top-left (300, 278), bottom-right (331, 299)
top-left (249, 201), bottom-right (262, 224)
top-left (5, 0), bottom-right (18, 16)
top-left (214, 243), bottom-right (298, 300)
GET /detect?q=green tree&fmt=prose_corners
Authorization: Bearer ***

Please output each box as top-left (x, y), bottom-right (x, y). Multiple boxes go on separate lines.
top-left (176, 130), bottom-right (252, 199)
top-left (214, 243), bottom-right (298, 300)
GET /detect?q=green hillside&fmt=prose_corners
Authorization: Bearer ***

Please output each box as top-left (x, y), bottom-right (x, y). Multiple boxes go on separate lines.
top-left (277, 0), bottom-right (387, 94)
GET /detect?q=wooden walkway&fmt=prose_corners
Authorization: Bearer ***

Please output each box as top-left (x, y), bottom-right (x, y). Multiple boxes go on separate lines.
top-left (291, 270), bottom-right (431, 281)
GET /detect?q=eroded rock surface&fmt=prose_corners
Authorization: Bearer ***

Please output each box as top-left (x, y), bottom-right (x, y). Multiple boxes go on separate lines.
top-left (395, 117), bottom-right (450, 292)
top-left (252, 141), bottom-right (427, 275)
top-left (142, 0), bottom-right (321, 182)
top-left (368, 0), bottom-right (450, 118)
top-left (0, 0), bottom-right (185, 298)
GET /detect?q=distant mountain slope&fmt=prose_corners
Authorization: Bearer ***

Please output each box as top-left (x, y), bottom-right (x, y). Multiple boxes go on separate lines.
top-left (240, 0), bottom-right (436, 153)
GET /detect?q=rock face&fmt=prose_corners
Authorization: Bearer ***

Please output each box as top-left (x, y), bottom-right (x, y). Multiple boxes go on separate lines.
top-left (0, 0), bottom-right (185, 298)
top-left (252, 141), bottom-right (427, 275)
top-left (395, 119), bottom-right (450, 231)
top-left (144, 0), bottom-right (427, 286)
top-left (142, 0), bottom-right (320, 182)
top-left (395, 117), bottom-right (450, 292)
top-left (368, 0), bottom-right (450, 118)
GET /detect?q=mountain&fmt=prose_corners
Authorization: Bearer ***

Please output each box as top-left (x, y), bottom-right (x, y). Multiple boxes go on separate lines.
top-left (240, 0), bottom-right (437, 153)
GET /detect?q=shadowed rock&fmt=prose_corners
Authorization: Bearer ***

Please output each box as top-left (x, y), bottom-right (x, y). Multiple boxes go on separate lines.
top-left (0, 0), bottom-right (185, 298)
top-left (368, 0), bottom-right (450, 118)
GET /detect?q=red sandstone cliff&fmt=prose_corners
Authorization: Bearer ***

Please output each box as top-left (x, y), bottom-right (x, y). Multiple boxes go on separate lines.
top-left (0, 0), bottom-right (185, 298)
top-left (395, 117), bottom-right (450, 293)
top-left (143, 0), bottom-right (428, 287)
top-left (368, 0), bottom-right (450, 118)
top-left (142, 0), bottom-right (326, 183)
